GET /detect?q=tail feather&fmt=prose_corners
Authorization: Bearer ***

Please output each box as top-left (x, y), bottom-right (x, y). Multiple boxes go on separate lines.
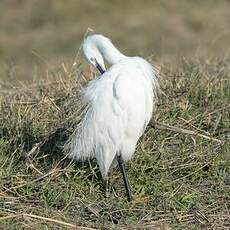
top-left (63, 106), bottom-right (95, 160)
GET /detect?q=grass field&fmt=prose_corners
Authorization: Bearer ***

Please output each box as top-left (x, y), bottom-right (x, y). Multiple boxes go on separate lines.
top-left (1, 0), bottom-right (230, 82)
top-left (0, 0), bottom-right (230, 229)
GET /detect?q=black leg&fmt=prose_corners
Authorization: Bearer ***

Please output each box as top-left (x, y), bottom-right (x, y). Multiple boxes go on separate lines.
top-left (117, 154), bottom-right (133, 202)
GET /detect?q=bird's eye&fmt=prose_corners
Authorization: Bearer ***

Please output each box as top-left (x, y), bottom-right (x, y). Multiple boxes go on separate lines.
top-left (90, 57), bottom-right (95, 62)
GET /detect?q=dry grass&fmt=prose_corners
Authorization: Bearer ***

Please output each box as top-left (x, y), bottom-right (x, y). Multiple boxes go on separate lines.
top-left (0, 56), bottom-right (229, 229)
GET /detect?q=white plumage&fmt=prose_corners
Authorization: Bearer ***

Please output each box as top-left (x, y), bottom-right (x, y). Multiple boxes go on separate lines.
top-left (64, 34), bottom-right (159, 181)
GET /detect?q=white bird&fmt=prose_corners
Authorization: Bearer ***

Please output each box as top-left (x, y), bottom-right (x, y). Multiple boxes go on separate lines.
top-left (64, 34), bottom-right (159, 201)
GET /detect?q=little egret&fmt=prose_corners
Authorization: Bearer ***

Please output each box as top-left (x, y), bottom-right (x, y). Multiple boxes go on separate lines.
top-left (64, 34), bottom-right (159, 201)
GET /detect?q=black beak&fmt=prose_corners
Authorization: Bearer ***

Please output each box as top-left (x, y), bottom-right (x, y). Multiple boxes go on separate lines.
top-left (96, 61), bottom-right (105, 74)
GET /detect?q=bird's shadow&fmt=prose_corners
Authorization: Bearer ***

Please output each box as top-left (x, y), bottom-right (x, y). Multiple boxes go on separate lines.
top-left (34, 125), bottom-right (105, 184)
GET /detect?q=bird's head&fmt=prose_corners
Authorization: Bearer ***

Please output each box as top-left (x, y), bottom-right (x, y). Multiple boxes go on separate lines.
top-left (82, 35), bottom-right (106, 74)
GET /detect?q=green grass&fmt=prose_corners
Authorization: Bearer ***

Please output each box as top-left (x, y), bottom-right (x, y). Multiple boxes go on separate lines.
top-left (0, 57), bottom-right (229, 229)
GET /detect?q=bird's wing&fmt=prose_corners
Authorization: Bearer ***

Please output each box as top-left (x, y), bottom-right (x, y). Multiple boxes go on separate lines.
top-left (112, 67), bottom-right (152, 139)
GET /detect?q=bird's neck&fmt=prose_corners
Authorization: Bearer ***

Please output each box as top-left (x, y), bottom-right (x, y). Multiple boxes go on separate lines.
top-left (96, 38), bottom-right (127, 65)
